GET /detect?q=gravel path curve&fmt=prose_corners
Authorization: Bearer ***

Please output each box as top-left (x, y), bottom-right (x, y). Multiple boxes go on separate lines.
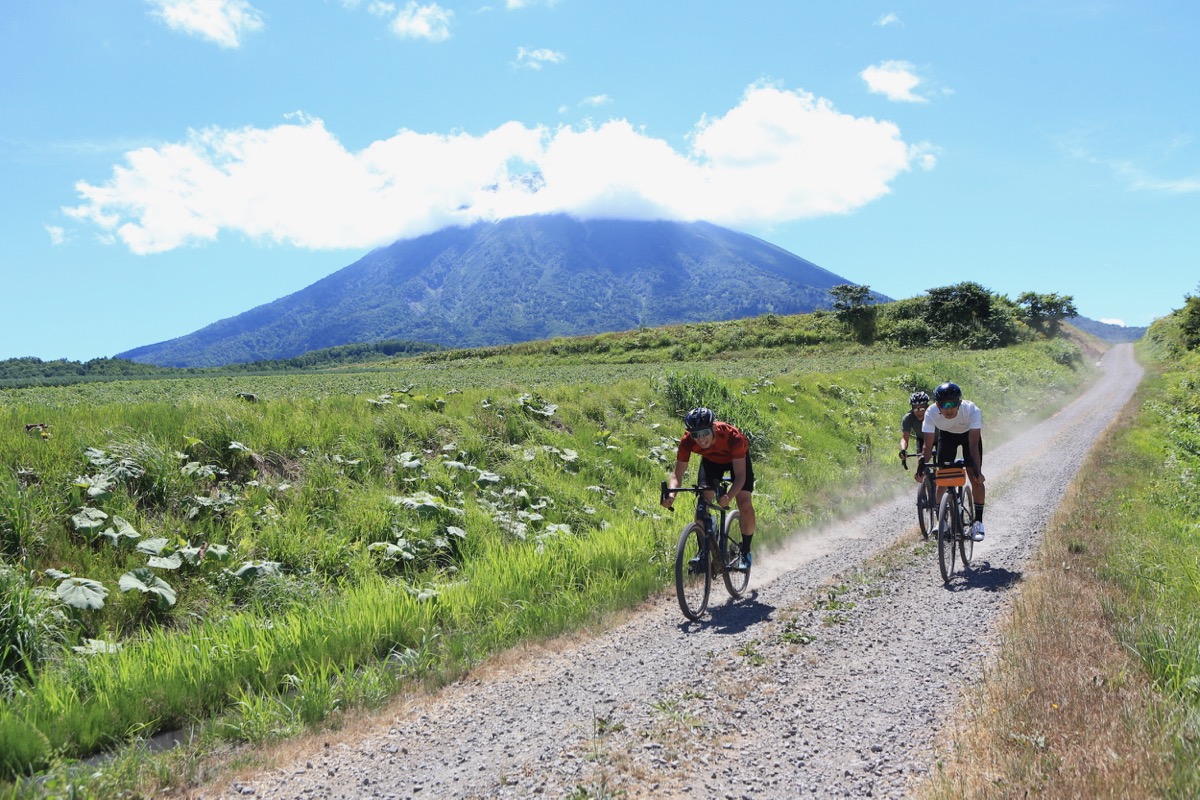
top-left (197, 344), bottom-right (1142, 800)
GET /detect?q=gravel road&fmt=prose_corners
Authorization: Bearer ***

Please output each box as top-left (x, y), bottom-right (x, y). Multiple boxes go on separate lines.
top-left (197, 343), bottom-right (1142, 800)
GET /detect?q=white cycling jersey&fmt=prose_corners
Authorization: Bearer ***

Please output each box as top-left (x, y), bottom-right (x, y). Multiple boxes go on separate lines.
top-left (922, 400), bottom-right (982, 436)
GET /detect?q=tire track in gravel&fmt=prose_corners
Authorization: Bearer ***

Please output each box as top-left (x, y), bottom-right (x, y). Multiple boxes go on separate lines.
top-left (198, 344), bottom-right (1142, 800)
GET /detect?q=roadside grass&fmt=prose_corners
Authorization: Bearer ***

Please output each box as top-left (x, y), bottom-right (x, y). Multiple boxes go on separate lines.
top-left (0, 337), bottom-right (1092, 796)
top-left (918, 337), bottom-right (1200, 798)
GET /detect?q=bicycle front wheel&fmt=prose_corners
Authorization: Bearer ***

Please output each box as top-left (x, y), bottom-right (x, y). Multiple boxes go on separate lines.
top-left (675, 522), bottom-right (711, 620)
top-left (917, 477), bottom-right (937, 539)
top-left (720, 510), bottom-right (749, 598)
top-left (937, 491), bottom-right (958, 583)
top-left (958, 485), bottom-right (975, 569)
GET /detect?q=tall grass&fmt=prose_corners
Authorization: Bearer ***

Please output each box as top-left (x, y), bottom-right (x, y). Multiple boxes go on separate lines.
top-left (0, 337), bottom-right (1092, 791)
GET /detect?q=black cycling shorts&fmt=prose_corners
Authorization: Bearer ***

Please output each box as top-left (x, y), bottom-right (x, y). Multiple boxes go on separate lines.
top-left (935, 431), bottom-right (982, 468)
top-left (698, 455), bottom-right (755, 493)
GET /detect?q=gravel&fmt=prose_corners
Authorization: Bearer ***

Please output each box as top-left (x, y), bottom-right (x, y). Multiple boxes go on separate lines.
top-left (194, 344), bottom-right (1142, 800)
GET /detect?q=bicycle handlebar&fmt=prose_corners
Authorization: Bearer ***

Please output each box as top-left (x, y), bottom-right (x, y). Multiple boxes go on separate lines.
top-left (660, 480), bottom-right (732, 512)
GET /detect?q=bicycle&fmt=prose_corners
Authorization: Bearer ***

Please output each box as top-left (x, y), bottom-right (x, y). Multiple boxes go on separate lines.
top-left (899, 450), bottom-right (938, 538)
top-left (660, 479), bottom-right (750, 620)
top-left (924, 459), bottom-right (976, 583)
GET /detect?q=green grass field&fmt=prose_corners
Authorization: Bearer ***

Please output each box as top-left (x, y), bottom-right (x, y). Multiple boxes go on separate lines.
top-left (0, 328), bottom-right (1134, 796)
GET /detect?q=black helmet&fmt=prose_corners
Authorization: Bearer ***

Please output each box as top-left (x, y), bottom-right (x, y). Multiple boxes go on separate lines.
top-left (909, 391), bottom-right (930, 407)
top-left (683, 407), bottom-right (716, 432)
top-left (933, 382), bottom-right (962, 406)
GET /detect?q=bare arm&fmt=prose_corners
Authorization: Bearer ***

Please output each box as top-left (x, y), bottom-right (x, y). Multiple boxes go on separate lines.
top-left (968, 429), bottom-right (985, 480)
top-left (662, 459), bottom-right (690, 508)
top-left (721, 457), bottom-right (747, 507)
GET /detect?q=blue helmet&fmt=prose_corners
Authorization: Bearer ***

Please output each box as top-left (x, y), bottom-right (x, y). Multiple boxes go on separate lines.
top-left (683, 407), bottom-right (715, 432)
top-left (933, 382), bottom-right (962, 406)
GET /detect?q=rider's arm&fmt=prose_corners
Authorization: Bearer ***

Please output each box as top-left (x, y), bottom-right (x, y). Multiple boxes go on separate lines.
top-left (721, 457), bottom-right (747, 507)
top-left (662, 459), bottom-right (690, 507)
top-left (968, 429), bottom-right (984, 479)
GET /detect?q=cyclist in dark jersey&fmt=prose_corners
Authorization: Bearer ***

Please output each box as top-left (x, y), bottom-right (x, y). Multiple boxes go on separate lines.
top-left (661, 407), bottom-right (756, 568)
top-left (900, 390), bottom-right (932, 461)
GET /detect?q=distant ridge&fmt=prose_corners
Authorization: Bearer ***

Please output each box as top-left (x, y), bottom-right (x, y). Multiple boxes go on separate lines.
top-left (118, 215), bottom-right (882, 368)
top-left (1071, 316), bottom-right (1146, 343)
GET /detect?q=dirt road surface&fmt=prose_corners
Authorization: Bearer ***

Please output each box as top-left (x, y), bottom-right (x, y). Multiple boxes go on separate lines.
top-left (197, 343), bottom-right (1142, 800)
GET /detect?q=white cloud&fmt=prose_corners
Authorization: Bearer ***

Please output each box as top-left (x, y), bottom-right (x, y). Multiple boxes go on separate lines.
top-left (580, 94), bottom-right (612, 107)
top-left (390, 2), bottom-right (453, 41)
top-left (146, 0), bottom-right (264, 49)
top-left (1113, 160), bottom-right (1200, 194)
top-left (875, 12), bottom-right (901, 27)
top-left (1099, 318), bottom-right (1127, 326)
top-left (507, 0), bottom-right (559, 8)
top-left (861, 60), bottom-right (927, 103)
top-left (46, 225), bottom-right (67, 246)
top-left (514, 47), bottom-right (565, 69)
top-left (64, 84), bottom-right (928, 254)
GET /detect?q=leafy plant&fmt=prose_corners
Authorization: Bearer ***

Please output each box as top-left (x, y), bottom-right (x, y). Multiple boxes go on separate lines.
top-left (118, 568), bottom-right (177, 609)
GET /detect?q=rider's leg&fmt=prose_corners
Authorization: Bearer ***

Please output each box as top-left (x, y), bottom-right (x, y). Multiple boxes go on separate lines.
top-left (734, 491), bottom-right (755, 536)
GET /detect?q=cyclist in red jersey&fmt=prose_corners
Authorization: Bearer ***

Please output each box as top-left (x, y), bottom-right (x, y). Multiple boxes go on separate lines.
top-left (660, 407), bottom-right (757, 568)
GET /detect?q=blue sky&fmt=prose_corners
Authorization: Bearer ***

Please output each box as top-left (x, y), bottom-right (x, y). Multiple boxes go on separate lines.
top-left (3, 1), bottom-right (1197, 362)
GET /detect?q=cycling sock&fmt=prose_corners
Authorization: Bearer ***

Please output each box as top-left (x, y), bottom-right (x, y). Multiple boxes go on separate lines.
top-left (741, 535), bottom-right (753, 553)
top-left (974, 503), bottom-right (984, 522)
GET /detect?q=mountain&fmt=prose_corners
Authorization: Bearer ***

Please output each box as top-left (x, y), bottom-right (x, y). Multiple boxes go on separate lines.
top-left (118, 215), bottom-right (876, 368)
top-left (1070, 316), bottom-right (1147, 343)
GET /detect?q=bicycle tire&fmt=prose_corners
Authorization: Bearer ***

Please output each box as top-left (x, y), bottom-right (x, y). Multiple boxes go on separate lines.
top-left (917, 476), bottom-right (937, 539)
top-left (937, 490), bottom-right (958, 583)
top-left (720, 510), bottom-right (749, 598)
top-left (958, 485), bottom-right (975, 569)
top-left (675, 521), bottom-right (710, 620)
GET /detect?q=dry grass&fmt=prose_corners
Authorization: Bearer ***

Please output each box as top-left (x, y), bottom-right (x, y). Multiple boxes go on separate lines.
top-left (917, 421), bottom-right (1174, 799)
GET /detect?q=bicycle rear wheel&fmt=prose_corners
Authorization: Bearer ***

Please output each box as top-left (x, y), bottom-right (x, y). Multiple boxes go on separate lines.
top-left (958, 485), bottom-right (975, 569)
top-left (720, 510), bottom-right (749, 598)
top-left (937, 491), bottom-right (958, 583)
top-left (917, 477), bottom-right (937, 539)
top-left (675, 522), bottom-right (711, 620)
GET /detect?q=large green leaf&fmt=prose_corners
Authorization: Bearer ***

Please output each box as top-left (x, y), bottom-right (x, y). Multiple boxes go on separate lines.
top-left (56, 577), bottom-right (109, 610)
top-left (118, 568), bottom-right (177, 608)
top-left (230, 560), bottom-right (282, 581)
top-left (71, 506), bottom-right (108, 533)
top-left (389, 492), bottom-right (465, 518)
top-left (99, 516), bottom-right (140, 545)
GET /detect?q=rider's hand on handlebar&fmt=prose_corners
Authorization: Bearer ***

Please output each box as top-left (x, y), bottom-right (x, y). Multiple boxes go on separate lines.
top-left (898, 449), bottom-right (907, 460)
top-left (661, 495), bottom-right (674, 510)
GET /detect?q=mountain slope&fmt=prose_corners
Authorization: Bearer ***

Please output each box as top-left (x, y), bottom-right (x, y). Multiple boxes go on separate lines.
top-left (119, 215), bottom-right (873, 367)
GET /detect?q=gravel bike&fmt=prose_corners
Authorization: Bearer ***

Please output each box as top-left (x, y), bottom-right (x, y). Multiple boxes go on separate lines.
top-left (926, 460), bottom-right (976, 583)
top-left (899, 450), bottom-right (938, 538)
top-left (661, 479), bottom-right (750, 620)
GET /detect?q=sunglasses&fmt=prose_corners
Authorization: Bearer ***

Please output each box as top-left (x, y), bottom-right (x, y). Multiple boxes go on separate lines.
top-left (938, 400), bottom-right (961, 410)
top-left (912, 404), bottom-right (928, 411)
top-left (691, 428), bottom-right (714, 438)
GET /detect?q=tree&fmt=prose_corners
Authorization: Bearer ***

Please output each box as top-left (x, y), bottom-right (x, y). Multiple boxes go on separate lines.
top-left (1181, 287), bottom-right (1200, 350)
top-left (923, 281), bottom-right (1023, 349)
top-left (1016, 292), bottom-right (1079, 337)
top-left (828, 284), bottom-right (877, 344)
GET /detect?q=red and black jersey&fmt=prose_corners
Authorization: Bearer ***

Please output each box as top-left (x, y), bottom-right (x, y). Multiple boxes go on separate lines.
top-left (676, 420), bottom-right (749, 464)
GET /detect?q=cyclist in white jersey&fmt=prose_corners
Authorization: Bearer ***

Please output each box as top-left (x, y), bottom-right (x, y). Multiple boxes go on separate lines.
top-left (918, 382), bottom-right (987, 541)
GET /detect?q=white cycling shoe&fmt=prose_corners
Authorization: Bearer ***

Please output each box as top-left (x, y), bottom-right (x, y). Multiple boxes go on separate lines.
top-left (970, 521), bottom-right (986, 542)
